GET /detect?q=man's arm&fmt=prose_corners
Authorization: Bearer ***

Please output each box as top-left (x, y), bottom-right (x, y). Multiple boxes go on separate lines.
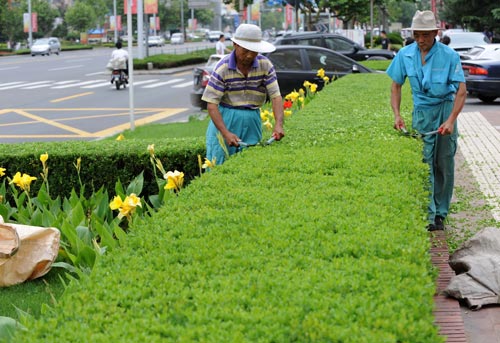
top-left (440, 82), bottom-right (467, 134)
top-left (390, 81), bottom-right (406, 130)
top-left (206, 103), bottom-right (241, 146)
top-left (270, 96), bottom-right (285, 140)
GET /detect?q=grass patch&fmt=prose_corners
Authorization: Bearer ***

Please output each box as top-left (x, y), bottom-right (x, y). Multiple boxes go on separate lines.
top-left (104, 114), bottom-right (209, 141)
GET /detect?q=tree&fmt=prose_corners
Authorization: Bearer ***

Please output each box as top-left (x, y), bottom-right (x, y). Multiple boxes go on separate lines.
top-left (27, 0), bottom-right (59, 37)
top-left (65, 1), bottom-right (97, 33)
top-left (0, 0), bottom-right (24, 45)
top-left (441, 0), bottom-right (499, 34)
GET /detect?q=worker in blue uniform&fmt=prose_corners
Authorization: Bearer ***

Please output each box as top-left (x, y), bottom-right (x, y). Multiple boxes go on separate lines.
top-left (387, 10), bottom-right (467, 231)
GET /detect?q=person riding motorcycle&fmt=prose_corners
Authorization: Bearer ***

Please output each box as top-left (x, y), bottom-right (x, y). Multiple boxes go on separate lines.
top-left (109, 41), bottom-right (129, 82)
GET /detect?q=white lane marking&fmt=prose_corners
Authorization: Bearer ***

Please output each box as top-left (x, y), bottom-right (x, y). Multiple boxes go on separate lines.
top-left (51, 80), bottom-right (106, 89)
top-left (49, 65), bottom-right (85, 71)
top-left (0, 81), bottom-right (53, 90)
top-left (131, 79), bottom-right (160, 85)
top-left (53, 80), bottom-right (80, 85)
top-left (82, 82), bottom-right (116, 89)
top-left (86, 71), bottom-right (107, 76)
top-left (172, 81), bottom-right (194, 88)
top-left (0, 81), bottom-right (24, 87)
top-left (0, 67), bottom-right (20, 71)
top-left (142, 78), bottom-right (184, 88)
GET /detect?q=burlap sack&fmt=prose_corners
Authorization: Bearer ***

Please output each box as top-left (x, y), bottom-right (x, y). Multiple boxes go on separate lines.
top-left (0, 218), bottom-right (60, 287)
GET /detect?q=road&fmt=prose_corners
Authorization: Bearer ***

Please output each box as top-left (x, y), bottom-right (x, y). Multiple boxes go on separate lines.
top-left (0, 43), bottom-right (213, 144)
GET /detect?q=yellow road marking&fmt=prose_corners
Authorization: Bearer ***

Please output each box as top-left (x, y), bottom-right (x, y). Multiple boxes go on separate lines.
top-left (174, 71), bottom-right (192, 76)
top-left (0, 108), bottom-right (189, 138)
top-left (15, 110), bottom-right (92, 136)
top-left (50, 92), bottom-right (93, 103)
top-left (93, 108), bottom-right (187, 137)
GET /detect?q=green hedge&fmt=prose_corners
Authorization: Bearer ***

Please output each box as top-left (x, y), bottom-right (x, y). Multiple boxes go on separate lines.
top-left (0, 138), bottom-right (204, 200)
top-left (16, 74), bottom-right (442, 342)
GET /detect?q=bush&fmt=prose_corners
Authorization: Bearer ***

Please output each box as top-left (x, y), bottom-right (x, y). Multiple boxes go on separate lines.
top-left (16, 74), bottom-right (442, 342)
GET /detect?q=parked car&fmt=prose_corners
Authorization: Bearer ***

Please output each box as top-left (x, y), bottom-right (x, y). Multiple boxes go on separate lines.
top-left (190, 45), bottom-right (374, 109)
top-left (147, 35), bottom-right (165, 47)
top-left (462, 58), bottom-right (500, 103)
top-left (262, 45), bottom-right (374, 95)
top-left (445, 32), bottom-right (490, 53)
top-left (207, 30), bottom-right (223, 42)
top-left (273, 32), bottom-right (395, 61)
top-left (190, 54), bottom-right (226, 109)
top-left (30, 37), bottom-right (61, 56)
top-left (170, 33), bottom-right (184, 45)
top-left (460, 44), bottom-right (500, 60)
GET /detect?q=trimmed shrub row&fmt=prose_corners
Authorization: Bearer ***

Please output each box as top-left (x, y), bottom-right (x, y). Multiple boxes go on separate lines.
top-left (17, 74), bottom-right (442, 342)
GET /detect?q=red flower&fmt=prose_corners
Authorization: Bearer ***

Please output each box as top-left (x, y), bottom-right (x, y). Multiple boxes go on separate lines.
top-left (283, 100), bottom-right (293, 109)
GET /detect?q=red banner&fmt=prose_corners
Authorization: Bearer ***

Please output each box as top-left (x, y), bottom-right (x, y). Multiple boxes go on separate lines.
top-left (144, 0), bottom-right (158, 14)
top-left (124, 0), bottom-right (137, 14)
top-left (23, 13), bottom-right (37, 33)
top-left (286, 5), bottom-right (293, 26)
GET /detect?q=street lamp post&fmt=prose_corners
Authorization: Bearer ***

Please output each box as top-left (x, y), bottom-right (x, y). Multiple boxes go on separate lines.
top-left (113, 0), bottom-right (118, 42)
top-left (28, 0), bottom-right (33, 47)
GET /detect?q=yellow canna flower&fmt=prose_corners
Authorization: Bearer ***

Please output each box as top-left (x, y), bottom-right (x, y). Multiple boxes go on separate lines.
top-left (299, 88), bottom-right (305, 96)
top-left (124, 193), bottom-right (142, 208)
top-left (263, 120), bottom-right (273, 130)
top-left (316, 68), bottom-right (325, 78)
top-left (164, 170), bottom-right (184, 191)
top-left (284, 110), bottom-right (292, 118)
top-left (147, 144), bottom-right (155, 156)
top-left (109, 195), bottom-right (123, 210)
top-left (75, 157), bottom-right (81, 173)
top-left (303, 81), bottom-right (311, 87)
top-left (285, 91), bottom-right (299, 102)
top-left (10, 172), bottom-right (37, 192)
top-left (116, 134), bottom-right (125, 141)
top-left (0, 167), bottom-right (5, 177)
top-left (260, 109), bottom-right (270, 121)
top-left (310, 83), bottom-right (318, 93)
top-left (40, 153), bottom-right (48, 164)
top-left (323, 76), bottom-right (330, 83)
top-left (202, 157), bottom-right (216, 169)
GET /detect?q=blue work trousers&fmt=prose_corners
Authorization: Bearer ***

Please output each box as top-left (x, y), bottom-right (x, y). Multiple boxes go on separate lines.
top-left (413, 101), bottom-right (457, 224)
top-left (206, 105), bottom-right (262, 165)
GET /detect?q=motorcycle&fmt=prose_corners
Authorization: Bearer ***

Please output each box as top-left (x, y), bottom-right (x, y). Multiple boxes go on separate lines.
top-left (108, 57), bottom-right (128, 90)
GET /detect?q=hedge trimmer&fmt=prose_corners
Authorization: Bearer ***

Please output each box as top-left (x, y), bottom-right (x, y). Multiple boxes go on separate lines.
top-left (400, 127), bottom-right (442, 139)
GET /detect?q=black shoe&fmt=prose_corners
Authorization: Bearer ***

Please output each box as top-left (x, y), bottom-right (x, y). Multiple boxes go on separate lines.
top-left (435, 216), bottom-right (445, 230)
top-left (427, 223), bottom-right (438, 231)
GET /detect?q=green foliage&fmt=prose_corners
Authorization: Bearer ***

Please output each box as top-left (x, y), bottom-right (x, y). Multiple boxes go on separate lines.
top-left (16, 74), bottom-right (442, 342)
top-left (64, 2), bottom-right (96, 32)
top-left (0, 138), bottom-right (205, 200)
top-left (134, 48), bottom-right (213, 70)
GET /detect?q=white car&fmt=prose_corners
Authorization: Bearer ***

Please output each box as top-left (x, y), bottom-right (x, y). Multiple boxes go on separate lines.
top-left (148, 35), bottom-right (165, 47)
top-left (445, 32), bottom-right (491, 53)
top-left (170, 33), bottom-right (184, 45)
top-left (30, 37), bottom-right (61, 56)
top-left (460, 44), bottom-right (500, 60)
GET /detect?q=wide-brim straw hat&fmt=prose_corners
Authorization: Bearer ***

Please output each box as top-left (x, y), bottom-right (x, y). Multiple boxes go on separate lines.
top-left (410, 10), bottom-right (440, 31)
top-left (231, 24), bottom-right (276, 53)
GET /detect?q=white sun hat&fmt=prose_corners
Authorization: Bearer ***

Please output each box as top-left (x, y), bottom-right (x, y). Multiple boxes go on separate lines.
top-left (231, 24), bottom-right (276, 53)
top-left (410, 10), bottom-right (440, 31)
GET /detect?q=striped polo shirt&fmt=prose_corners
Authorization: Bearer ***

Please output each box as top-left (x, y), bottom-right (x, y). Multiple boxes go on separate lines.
top-left (201, 51), bottom-right (281, 109)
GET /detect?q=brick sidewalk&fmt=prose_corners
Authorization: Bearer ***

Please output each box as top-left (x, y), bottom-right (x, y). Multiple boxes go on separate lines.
top-left (431, 231), bottom-right (467, 342)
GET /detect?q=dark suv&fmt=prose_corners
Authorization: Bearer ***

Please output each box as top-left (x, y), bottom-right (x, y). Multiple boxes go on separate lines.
top-left (274, 32), bottom-right (395, 61)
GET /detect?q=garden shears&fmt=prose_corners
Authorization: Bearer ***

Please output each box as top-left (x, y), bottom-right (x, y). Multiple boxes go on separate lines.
top-left (400, 127), bottom-right (442, 139)
top-left (237, 136), bottom-right (276, 148)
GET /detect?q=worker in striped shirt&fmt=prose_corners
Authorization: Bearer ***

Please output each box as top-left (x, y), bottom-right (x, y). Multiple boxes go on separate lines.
top-left (202, 24), bottom-right (285, 165)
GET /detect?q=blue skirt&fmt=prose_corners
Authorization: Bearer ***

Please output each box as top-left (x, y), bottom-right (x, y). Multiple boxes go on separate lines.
top-left (206, 105), bottom-right (262, 165)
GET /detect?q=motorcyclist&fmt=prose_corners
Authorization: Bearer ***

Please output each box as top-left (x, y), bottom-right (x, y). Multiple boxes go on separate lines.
top-left (109, 41), bottom-right (129, 81)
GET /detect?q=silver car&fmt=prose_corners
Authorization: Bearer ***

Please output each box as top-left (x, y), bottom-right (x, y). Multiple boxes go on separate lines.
top-left (31, 37), bottom-right (61, 56)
